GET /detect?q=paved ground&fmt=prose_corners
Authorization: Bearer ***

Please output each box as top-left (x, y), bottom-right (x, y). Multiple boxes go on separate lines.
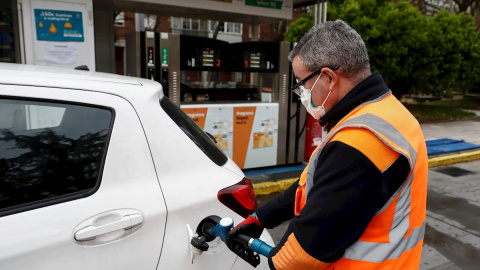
top-left (253, 119), bottom-right (480, 270)
top-left (258, 160), bottom-right (480, 270)
top-left (421, 119), bottom-right (480, 146)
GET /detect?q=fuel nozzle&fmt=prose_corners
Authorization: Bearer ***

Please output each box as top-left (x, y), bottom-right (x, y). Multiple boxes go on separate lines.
top-left (211, 217), bottom-right (234, 242)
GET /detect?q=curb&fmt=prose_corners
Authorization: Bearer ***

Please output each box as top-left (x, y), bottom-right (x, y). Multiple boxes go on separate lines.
top-left (253, 178), bottom-right (298, 196)
top-left (428, 150), bottom-right (480, 167)
top-left (253, 150), bottom-right (480, 196)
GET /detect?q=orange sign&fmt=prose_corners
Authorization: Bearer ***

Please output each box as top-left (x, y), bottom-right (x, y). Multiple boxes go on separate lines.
top-left (182, 107), bottom-right (208, 129)
top-left (233, 107), bottom-right (256, 168)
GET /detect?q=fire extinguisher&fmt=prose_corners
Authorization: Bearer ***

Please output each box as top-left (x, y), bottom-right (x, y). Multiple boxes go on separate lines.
top-left (304, 114), bottom-right (323, 162)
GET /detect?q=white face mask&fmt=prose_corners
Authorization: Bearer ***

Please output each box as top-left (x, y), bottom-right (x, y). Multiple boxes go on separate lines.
top-left (299, 74), bottom-right (332, 120)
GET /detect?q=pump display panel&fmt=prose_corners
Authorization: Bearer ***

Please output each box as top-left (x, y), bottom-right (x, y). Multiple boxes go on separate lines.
top-left (244, 51), bottom-right (266, 69)
top-left (180, 36), bottom-right (229, 71)
top-left (231, 42), bottom-right (279, 72)
top-left (199, 48), bottom-right (221, 67)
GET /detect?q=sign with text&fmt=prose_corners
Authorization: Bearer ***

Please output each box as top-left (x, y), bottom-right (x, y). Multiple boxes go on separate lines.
top-left (35, 9), bottom-right (84, 42)
top-left (181, 103), bottom-right (278, 169)
top-left (245, 0), bottom-right (283, 9)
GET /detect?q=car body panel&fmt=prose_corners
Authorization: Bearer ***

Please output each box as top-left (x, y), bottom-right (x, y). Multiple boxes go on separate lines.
top-left (0, 84), bottom-right (167, 269)
top-left (0, 63), bottom-right (273, 269)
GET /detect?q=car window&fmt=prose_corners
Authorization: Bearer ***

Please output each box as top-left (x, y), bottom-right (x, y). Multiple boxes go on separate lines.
top-left (160, 97), bottom-right (227, 166)
top-left (0, 98), bottom-right (113, 217)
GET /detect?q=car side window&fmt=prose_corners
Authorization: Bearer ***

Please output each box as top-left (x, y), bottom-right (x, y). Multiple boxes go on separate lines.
top-left (0, 98), bottom-right (113, 217)
top-left (160, 97), bottom-right (227, 166)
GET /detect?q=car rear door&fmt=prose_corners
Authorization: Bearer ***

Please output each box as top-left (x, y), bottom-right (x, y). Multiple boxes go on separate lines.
top-left (0, 85), bottom-right (167, 269)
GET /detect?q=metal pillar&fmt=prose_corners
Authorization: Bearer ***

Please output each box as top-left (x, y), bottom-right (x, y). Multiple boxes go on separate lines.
top-left (313, 1), bottom-right (328, 25)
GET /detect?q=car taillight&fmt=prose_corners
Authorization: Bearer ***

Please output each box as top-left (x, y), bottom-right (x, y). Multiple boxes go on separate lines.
top-left (218, 177), bottom-right (257, 218)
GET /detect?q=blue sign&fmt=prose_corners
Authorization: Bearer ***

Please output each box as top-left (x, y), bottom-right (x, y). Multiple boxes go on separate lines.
top-left (35, 9), bottom-right (84, 42)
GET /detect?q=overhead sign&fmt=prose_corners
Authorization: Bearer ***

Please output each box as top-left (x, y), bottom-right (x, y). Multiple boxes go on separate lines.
top-left (34, 9), bottom-right (84, 42)
top-left (245, 0), bottom-right (283, 9)
top-left (134, 0), bottom-right (293, 21)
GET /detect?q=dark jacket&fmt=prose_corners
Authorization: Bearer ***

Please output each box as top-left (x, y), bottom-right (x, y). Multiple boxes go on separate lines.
top-left (256, 72), bottom-right (410, 269)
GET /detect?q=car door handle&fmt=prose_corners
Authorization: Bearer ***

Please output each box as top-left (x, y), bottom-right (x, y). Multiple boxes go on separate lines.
top-left (75, 214), bottom-right (144, 241)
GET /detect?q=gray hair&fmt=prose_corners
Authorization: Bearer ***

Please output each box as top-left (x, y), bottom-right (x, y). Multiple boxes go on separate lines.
top-left (288, 20), bottom-right (370, 81)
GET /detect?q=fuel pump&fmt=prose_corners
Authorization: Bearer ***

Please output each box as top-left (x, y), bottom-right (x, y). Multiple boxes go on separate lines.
top-left (135, 33), bottom-right (307, 170)
top-left (125, 31), bottom-right (159, 81)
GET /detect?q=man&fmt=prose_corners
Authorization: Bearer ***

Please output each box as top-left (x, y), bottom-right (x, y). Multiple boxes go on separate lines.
top-left (227, 20), bottom-right (428, 270)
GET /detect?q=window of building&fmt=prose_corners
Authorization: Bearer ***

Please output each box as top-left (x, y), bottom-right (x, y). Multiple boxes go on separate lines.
top-left (0, 98), bottom-right (113, 216)
top-left (172, 17), bottom-right (200, 31)
top-left (208, 21), bottom-right (242, 34)
top-left (114, 11), bottom-right (125, 27)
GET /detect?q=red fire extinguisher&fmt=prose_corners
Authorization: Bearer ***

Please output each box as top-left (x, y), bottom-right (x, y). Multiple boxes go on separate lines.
top-left (304, 114), bottom-right (323, 162)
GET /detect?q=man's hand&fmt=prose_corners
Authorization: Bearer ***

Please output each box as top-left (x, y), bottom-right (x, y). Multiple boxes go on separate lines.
top-left (226, 214), bottom-right (264, 244)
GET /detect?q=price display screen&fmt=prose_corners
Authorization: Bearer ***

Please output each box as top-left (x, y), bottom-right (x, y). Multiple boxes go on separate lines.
top-left (195, 48), bottom-right (221, 67)
top-left (180, 36), bottom-right (228, 71)
top-left (244, 51), bottom-right (274, 70)
top-left (230, 42), bottom-right (279, 72)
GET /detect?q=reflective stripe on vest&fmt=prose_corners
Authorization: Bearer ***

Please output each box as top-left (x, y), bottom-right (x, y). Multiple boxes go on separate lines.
top-left (303, 91), bottom-right (426, 264)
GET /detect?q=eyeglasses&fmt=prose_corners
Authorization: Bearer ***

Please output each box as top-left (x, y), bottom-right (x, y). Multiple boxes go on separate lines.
top-left (291, 66), bottom-right (339, 96)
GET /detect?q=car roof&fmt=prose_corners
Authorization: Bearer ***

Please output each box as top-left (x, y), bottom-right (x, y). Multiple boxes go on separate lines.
top-left (0, 63), bottom-right (163, 99)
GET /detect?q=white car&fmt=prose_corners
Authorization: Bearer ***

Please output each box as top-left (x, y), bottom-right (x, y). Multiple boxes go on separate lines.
top-left (0, 63), bottom-right (273, 269)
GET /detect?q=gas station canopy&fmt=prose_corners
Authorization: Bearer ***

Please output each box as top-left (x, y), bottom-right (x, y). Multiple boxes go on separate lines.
top-left (293, 0), bottom-right (323, 8)
top-left (95, 0), bottom-right (322, 24)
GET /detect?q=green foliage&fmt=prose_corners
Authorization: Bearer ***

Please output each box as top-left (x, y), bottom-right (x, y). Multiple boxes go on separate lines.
top-left (326, 0), bottom-right (480, 97)
top-left (283, 12), bottom-right (313, 42)
top-left (403, 103), bottom-right (476, 123)
top-left (429, 98), bottom-right (480, 110)
top-left (428, 10), bottom-right (480, 95)
top-left (329, 0), bottom-right (426, 96)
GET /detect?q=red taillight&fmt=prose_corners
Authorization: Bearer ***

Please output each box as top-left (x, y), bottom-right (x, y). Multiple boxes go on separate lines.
top-left (218, 177), bottom-right (257, 218)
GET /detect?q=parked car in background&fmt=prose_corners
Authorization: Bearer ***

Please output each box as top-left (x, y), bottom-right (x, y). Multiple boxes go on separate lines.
top-left (0, 63), bottom-right (273, 269)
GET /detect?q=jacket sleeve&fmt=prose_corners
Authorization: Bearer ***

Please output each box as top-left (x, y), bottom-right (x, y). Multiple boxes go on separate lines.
top-left (267, 130), bottom-right (409, 269)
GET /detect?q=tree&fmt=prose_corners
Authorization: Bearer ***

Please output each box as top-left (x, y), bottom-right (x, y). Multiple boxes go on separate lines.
top-left (0, 129), bottom-right (107, 208)
top-left (211, 21), bottom-right (224, 39)
top-left (284, 0), bottom-right (480, 96)
top-left (329, 0), bottom-right (480, 96)
top-left (411, 0), bottom-right (480, 30)
top-left (283, 12), bottom-right (314, 42)
top-left (329, 0), bottom-right (430, 96)
top-left (428, 10), bottom-right (480, 94)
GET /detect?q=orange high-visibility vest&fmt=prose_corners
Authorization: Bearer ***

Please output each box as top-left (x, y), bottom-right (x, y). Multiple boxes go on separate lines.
top-left (295, 91), bottom-right (428, 269)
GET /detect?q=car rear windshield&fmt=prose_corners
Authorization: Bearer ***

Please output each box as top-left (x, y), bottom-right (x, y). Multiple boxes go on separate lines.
top-left (0, 98), bottom-right (112, 216)
top-left (160, 97), bottom-right (227, 166)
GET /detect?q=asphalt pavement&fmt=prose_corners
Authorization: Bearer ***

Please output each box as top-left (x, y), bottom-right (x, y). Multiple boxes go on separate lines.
top-left (250, 118), bottom-right (480, 270)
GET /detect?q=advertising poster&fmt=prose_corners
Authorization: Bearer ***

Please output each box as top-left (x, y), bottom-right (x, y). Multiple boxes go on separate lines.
top-left (34, 9), bottom-right (84, 42)
top-left (233, 106), bottom-right (257, 168)
top-left (253, 118), bottom-right (277, 149)
top-left (205, 107), bottom-right (233, 157)
top-left (243, 105), bottom-right (278, 169)
top-left (182, 104), bottom-right (278, 169)
top-left (182, 106), bottom-right (234, 159)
